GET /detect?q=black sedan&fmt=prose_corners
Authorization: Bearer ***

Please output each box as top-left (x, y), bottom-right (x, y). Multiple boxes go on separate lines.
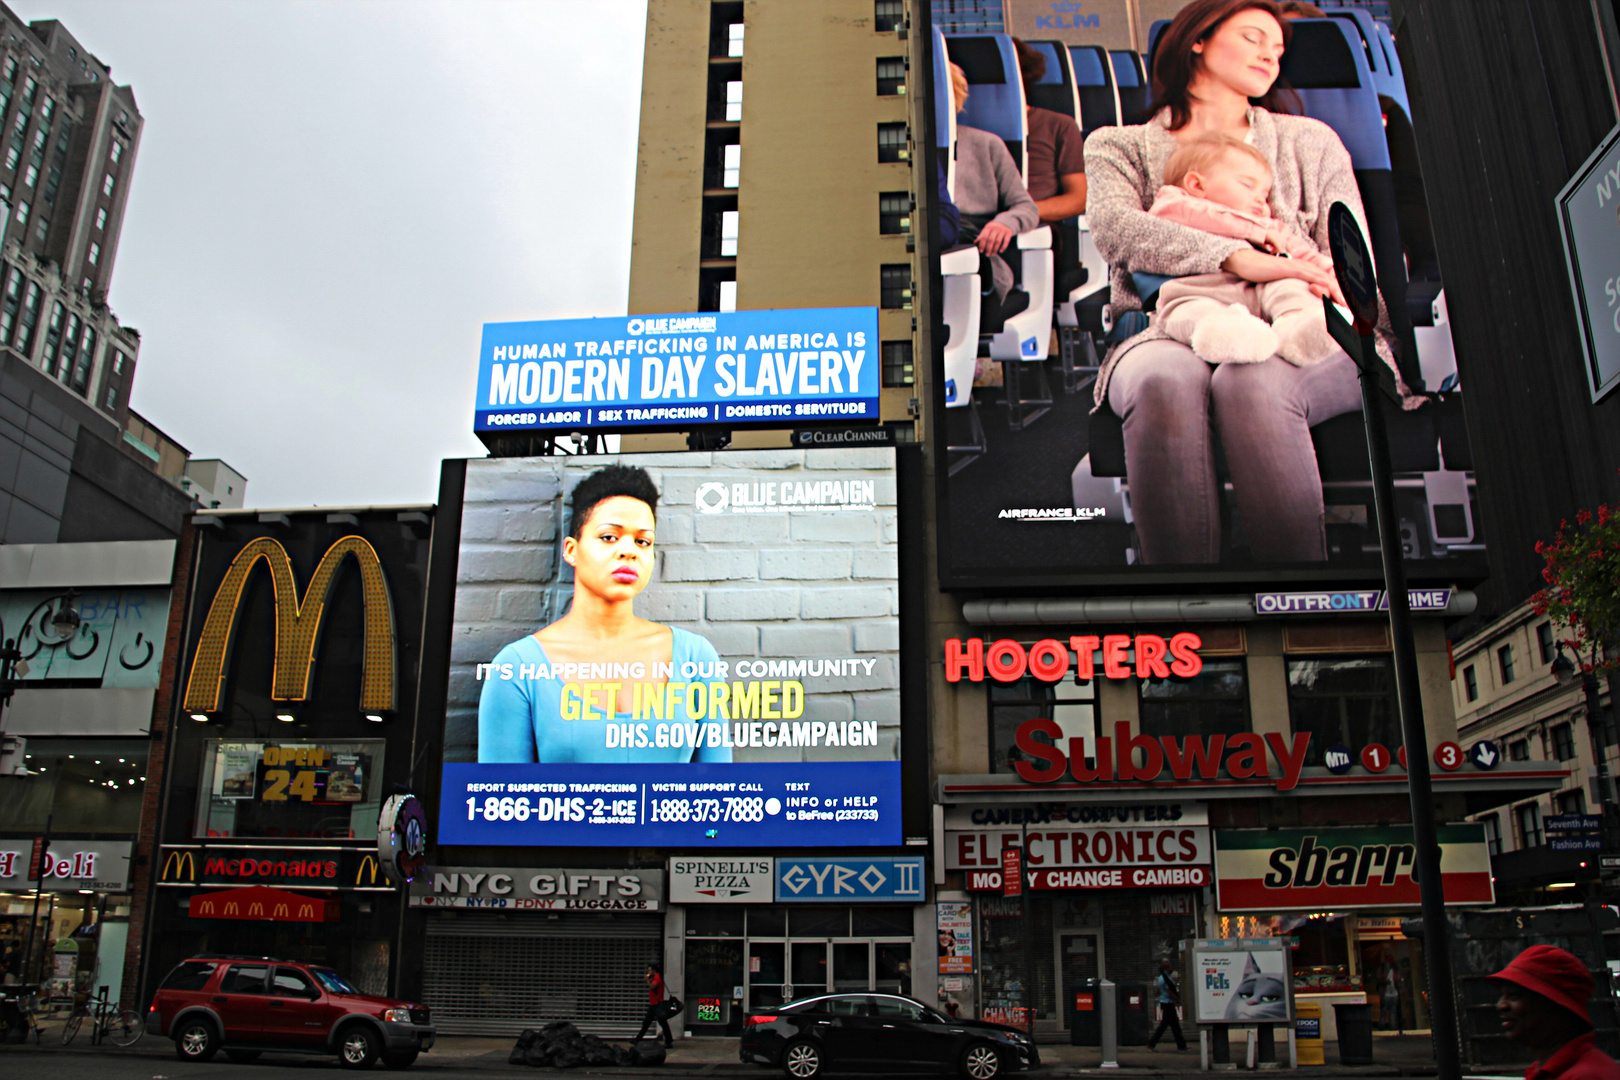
top-left (739, 992), bottom-right (1039, 1078)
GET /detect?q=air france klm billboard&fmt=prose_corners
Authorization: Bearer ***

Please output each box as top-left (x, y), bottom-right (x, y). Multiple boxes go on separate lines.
top-left (475, 307), bottom-right (880, 433)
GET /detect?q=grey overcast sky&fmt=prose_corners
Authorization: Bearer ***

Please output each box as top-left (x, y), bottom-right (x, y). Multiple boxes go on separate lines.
top-left (16, 0), bottom-right (649, 508)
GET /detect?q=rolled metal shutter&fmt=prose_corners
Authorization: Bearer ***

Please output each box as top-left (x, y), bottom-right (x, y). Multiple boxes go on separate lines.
top-left (422, 912), bottom-right (663, 1037)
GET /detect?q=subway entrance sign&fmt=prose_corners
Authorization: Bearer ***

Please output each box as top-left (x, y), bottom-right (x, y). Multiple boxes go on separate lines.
top-left (474, 308), bottom-right (879, 436)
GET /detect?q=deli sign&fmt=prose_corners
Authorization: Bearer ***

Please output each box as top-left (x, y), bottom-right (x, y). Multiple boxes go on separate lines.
top-left (1214, 825), bottom-right (1494, 911)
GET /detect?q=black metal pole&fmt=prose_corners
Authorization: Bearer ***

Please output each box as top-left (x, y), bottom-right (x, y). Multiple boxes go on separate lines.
top-left (1581, 644), bottom-right (1620, 860)
top-left (1021, 819), bottom-right (1035, 1040)
top-left (1353, 329), bottom-right (1462, 1080)
top-left (22, 813), bottom-right (50, 989)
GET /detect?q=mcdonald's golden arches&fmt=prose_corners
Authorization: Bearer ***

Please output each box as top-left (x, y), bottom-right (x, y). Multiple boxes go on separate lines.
top-left (184, 535), bottom-right (396, 715)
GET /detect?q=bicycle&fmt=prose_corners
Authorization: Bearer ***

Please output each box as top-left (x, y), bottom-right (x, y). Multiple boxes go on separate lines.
top-left (61, 995), bottom-right (143, 1047)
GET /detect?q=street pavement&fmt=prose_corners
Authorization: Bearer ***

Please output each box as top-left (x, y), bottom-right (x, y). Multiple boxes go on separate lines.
top-left (0, 1031), bottom-right (1482, 1077)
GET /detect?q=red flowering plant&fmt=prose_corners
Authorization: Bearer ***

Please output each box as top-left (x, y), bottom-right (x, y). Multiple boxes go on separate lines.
top-left (1530, 485), bottom-right (1620, 675)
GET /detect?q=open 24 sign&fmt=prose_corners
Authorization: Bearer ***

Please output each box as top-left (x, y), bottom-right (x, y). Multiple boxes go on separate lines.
top-left (256, 746), bottom-right (369, 804)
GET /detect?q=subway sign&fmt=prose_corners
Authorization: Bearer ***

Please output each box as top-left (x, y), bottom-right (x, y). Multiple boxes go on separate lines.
top-left (1213, 826), bottom-right (1494, 911)
top-left (474, 307), bottom-right (879, 433)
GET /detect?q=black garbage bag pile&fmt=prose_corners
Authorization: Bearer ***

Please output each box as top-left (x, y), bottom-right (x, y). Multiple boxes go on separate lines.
top-left (508, 1022), bottom-right (667, 1068)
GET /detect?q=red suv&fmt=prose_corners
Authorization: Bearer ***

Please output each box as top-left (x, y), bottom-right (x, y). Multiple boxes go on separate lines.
top-left (146, 955), bottom-right (435, 1069)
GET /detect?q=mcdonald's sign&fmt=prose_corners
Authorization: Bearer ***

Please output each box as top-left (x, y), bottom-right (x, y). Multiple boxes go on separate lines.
top-left (161, 850), bottom-right (198, 884)
top-left (155, 845), bottom-right (395, 891)
top-left (187, 885), bottom-right (340, 923)
top-left (183, 535), bottom-right (396, 715)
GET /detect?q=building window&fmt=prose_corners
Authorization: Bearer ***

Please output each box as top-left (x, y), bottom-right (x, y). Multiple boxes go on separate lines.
top-left (39, 96), bottom-right (51, 123)
top-left (722, 142), bottom-right (740, 188)
top-left (72, 328), bottom-right (97, 393)
top-left (1514, 801), bottom-right (1542, 849)
top-left (1140, 658), bottom-right (1252, 740)
top-left (725, 81), bottom-right (743, 122)
top-left (877, 122), bottom-right (909, 163)
top-left (21, 163), bottom-right (34, 187)
top-left (1286, 656), bottom-right (1399, 766)
top-left (94, 206), bottom-right (106, 231)
top-left (1556, 789), bottom-right (1586, 816)
top-left (20, 76), bottom-right (35, 108)
top-left (3, 58), bottom-right (15, 84)
top-left (1552, 723), bottom-right (1575, 762)
top-left (718, 210), bottom-right (738, 257)
top-left (31, 215), bottom-right (44, 242)
top-left (878, 191), bottom-right (911, 234)
top-left (14, 278), bottom-right (39, 353)
top-left (1481, 814), bottom-right (1501, 856)
top-left (112, 348), bottom-right (123, 375)
top-left (110, 139), bottom-right (122, 164)
top-left (1509, 739), bottom-right (1530, 761)
top-left (1536, 622), bottom-right (1556, 665)
top-left (717, 280), bottom-right (737, 313)
top-left (879, 264), bottom-right (911, 308)
top-left (4, 142), bottom-right (18, 171)
top-left (87, 242), bottom-right (99, 266)
top-left (102, 171), bottom-right (115, 197)
top-left (1498, 643), bottom-right (1515, 685)
top-left (1463, 665), bottom-right (1478, 702)
top-left (104, 383), bottom-right (117, 410)
top-left (880, 340), bottom-right (913, 387)
top-left (727, 22), bottom-right (744, 57)
top-left (988, 671), bottom-right (1096, 776)
top-left (874, 0), bottom-right (905, 32)
top-left (876, 57), bottom-right (907, 96)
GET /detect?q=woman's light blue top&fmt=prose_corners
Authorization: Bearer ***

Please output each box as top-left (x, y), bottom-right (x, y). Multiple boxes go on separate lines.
top-left (477, 627), bottom-right (733, 763)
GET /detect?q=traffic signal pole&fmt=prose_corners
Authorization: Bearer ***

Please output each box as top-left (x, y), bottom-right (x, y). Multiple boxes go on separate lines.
top-left (1323, 200), bottom-right (1461, 1080)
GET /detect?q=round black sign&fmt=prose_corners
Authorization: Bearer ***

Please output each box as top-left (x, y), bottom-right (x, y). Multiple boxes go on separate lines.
top-left (1327, 202), bottom-right (1379, 330)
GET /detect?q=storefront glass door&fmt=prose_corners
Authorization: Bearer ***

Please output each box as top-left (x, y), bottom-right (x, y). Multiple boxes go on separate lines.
top-left (788, 941), bottom-right (828, 1002)
top-left (748, 941), bottom-right (786, 1008)
top-left (1057, 930), bottom-right (1104, 1026)
top-left (833, 942), bottom-right (870, 993)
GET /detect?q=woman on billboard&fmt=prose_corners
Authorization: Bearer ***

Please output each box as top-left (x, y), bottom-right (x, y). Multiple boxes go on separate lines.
top-left (477, 464), bottom-right (732, 764)
top-left (1084, 0), bottom-right (1407, 565)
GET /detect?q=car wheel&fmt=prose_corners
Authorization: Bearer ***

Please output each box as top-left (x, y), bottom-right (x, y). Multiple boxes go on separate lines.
top-left (225, 1049), bottom-right (262, 1063)
top-left (380, 1050), bottom-right (419, 1069)
top-left (338, 1024), bottom-right (382, 1069)
top-left (173, 1018), bottom-right (219, 1062)
top-left (781, 1039), bottom-right (823, 1079)
top-left (961, 1042), bottom-right (1004, 1080)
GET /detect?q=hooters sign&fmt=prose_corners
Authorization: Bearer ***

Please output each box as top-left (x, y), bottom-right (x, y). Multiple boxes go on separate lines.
top-left (945, 634), bottom-right (1203, 683)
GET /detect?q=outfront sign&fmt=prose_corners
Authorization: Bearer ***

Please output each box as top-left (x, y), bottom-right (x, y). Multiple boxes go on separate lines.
top-left (0, 840), bottom-right (130, 891)
top-left (774, 857), bottom-right (925, 902)
top-left (474, 308), bottom-right (880, 433)
top-left (409, 867), bottom-right (664, 911)
top-left (1254, 589), bottom-right (1452, 615)
top-left (1213, 826), bottom-right (1494, 911)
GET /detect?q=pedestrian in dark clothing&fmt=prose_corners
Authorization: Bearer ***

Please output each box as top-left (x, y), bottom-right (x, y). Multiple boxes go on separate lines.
top-left (1148, 958), bottom-right (1188, 1051)
top-left (1492, 945), bottom-right (1620, 1080)
top-left (635, 962), bottom-right (674, 1048)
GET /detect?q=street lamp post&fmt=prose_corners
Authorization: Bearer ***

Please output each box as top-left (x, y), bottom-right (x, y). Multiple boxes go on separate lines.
top-left (1552, 644), bottom-right (1620, 859)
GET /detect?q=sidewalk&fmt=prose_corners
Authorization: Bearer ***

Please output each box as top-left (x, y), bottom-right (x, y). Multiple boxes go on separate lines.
top-left (0, 1031), bottom-right (1459, 1075)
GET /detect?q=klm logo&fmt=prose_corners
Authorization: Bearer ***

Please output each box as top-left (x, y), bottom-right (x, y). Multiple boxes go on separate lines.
top-left (1038, 1), bottom-right (1100, 28)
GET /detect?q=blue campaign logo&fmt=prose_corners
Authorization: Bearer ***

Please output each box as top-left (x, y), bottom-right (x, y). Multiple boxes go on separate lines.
top-left (774, 857), bottom-right (925, 902)
top-left (1469, 740), bottom-right (1500, 770)
top-left (473, 307), bottom-right (879, 433)
top-left (1324, 746), bottom-right (1354, 774)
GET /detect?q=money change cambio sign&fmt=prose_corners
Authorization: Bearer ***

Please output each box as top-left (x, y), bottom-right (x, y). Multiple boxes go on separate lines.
top-left (475, 308), bottom-right (880, 432)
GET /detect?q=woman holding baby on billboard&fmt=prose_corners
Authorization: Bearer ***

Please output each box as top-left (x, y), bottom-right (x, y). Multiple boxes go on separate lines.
top-left (1084, 0), bottom-right (1408, 566)
top-left (477, 464), bottom-right (732, 764)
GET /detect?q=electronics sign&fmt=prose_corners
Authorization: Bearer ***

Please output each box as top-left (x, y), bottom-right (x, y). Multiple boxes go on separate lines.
top-left (438, 448), bottom-right (901, 846)
top-left (474, 308), bottom-right (878, 433)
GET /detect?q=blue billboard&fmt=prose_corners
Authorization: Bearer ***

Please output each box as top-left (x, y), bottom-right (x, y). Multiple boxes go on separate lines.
top-left (438, 449), bottom-right (903, 847)
top-left (474, 307), bottom-right (880, 432)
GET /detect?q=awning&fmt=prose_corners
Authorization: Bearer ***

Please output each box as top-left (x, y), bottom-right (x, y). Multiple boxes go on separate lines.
top-left (187, 885), bottom-right (340, 922)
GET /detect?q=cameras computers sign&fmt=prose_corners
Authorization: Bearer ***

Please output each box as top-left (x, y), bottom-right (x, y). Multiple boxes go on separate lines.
top-left (475, 308), bottom-right (880, 433)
